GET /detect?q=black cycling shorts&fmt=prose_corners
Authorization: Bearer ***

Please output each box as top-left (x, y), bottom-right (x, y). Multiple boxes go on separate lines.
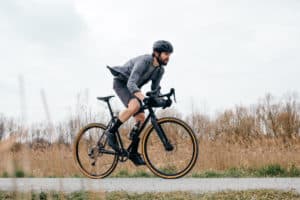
top-left (113, 77), bottom-right (144, 117)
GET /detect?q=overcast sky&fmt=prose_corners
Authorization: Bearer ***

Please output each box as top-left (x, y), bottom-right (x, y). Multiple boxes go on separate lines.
top-left (1, 0), bottom-right (300, 124)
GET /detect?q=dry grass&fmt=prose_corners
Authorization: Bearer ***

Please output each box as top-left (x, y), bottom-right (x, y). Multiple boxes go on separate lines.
top-left (106, 190), bottom-right (300, 200)
top-left (193, 135), bottom-right (300, 172)
top-left (0, 190), bottom-right (106, 200)
top-left (0, 143), bottom-right (77, 177)
top-left (0, 134), bottom-right (299, 177)
top-left (0, 92), bottom-right (300, 177)
top-left (1, 189), bottom-right (299, 200)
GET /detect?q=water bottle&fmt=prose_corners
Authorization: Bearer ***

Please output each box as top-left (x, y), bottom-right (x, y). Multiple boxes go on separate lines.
top-left (128, 121), bottom-right (141, 140)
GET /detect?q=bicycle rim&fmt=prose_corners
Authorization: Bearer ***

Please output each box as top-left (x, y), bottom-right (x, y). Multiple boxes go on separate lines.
top-left (73, 123), bottom-right (118, 179)
top-left (142, 117), bottom-right (199, 179)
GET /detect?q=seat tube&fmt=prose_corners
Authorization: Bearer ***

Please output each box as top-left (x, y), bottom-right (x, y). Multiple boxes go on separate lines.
top-left (107, 101), bottom-right (114, 118)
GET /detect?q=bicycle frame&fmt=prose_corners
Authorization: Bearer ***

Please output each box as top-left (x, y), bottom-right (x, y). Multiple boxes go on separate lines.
top-left (102, 100), bottom-right (171, 156)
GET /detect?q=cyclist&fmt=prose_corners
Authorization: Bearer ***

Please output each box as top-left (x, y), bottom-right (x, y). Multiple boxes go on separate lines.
top-left (104, 40), bottom-right (173, 166)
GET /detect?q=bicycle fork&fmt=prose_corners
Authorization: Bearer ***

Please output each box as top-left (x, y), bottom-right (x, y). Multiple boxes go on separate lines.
top-left (151, 116), bottom-right (174, 151)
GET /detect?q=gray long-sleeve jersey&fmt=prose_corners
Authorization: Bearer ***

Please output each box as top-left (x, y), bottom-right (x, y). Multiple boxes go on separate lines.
top-left (107, 54), bottom-right (165, 96)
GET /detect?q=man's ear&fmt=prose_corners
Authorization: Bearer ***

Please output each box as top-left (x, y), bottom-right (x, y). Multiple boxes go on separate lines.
top-left (153, 51), bottom-right (160, 57)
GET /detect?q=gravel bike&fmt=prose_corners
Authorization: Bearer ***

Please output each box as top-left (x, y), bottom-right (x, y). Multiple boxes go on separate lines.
top-left (73, 87), bottom-right (199, 179)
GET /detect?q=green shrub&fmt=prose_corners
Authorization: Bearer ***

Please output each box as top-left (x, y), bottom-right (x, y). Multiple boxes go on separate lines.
top-left (132, 170), bottom-right (152, 177)
top-left (114, 169), bottom-right (129, 177)
top-left (257, 164), bottom-right (286, 177)
top-left (225, 167), bottom-right (243, 177)
top-left (14, 169), bottom-right (25, 177)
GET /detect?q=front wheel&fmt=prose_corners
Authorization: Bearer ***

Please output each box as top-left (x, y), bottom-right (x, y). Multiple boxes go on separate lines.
top-left (142, 117), bottom-right (199, 179)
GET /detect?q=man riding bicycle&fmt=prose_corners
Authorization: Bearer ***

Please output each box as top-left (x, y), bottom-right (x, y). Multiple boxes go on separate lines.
top-left (104, 40), bottom-right (174, 166)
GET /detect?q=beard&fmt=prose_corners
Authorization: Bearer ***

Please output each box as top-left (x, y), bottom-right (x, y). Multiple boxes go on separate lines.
top-left (158, 57), bottom-right (169, 66)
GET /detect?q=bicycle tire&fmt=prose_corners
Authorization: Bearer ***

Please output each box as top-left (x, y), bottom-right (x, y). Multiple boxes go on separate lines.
top-left (73, 123), bottom-right (119, 179)
top-left (142, 117), bottom-right (199, 179)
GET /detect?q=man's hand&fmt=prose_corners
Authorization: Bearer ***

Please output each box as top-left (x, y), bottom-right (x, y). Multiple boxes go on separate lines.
top-left (162, 98), bottom-right (172, 109)
top-left (134, 91), bottom-right (145, 101)
top-left (149, 97), bottom-right (172, 109)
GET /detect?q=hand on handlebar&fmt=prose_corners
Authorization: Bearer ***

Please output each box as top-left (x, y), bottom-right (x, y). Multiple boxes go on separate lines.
top-left (143, 96), bottom-right (172, 109)
top-left (143, 87), bottom-right (176, 109)
top-left (162, 98), bottom-right (172, 109)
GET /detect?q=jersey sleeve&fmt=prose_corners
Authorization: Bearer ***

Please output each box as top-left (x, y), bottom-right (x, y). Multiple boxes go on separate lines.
top-left (151, 67), bottom-right (165, 97)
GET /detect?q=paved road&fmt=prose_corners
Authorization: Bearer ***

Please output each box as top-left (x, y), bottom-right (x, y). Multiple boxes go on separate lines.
top-left (0, 178), bottom-right (299, 193)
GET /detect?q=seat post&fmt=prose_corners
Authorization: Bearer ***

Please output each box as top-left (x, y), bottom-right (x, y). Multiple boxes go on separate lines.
top-left (106, 100), bottom-right (114, 118)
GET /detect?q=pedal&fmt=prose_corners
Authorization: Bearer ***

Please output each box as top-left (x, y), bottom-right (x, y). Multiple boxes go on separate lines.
top-left (122, 150), bottom-right (128, 157)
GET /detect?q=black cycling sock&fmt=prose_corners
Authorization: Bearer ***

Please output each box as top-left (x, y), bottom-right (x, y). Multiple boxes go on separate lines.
top-left (109, 117), bottom-right (123, 133)
top-left (130, 137), bottom-right (140, 153)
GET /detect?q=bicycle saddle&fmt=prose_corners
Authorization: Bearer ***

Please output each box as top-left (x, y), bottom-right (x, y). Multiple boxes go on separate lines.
top-left (96, 95), bottom-right (115, 102)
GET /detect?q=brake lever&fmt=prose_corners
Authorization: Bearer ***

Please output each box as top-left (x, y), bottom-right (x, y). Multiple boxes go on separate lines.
top-left (170, 88), bottom-right (176, 103)
top-left (173, 92), bottom-right (176, 103)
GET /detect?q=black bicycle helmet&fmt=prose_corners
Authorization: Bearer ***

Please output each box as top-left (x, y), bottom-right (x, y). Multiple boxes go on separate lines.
top-left (153, 40), bottom-right (173, 53)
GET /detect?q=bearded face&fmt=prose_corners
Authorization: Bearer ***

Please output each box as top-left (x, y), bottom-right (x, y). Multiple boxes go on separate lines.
top-left (155, 52), bottom-right (171, 66)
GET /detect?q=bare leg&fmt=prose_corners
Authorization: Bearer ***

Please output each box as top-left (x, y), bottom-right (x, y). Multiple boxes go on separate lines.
top-left (118, 98), bottom-right (141, 122)
top-left (116, 99), bottom-right (146, 164)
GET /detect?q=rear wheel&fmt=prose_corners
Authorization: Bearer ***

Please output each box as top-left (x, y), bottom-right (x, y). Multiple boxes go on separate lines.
top-left (73, 123), bottom-right (118, 179)
top-left (142, 117), bottom-right (198, 179)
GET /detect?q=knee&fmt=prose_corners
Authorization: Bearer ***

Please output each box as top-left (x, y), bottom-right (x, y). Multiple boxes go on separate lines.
top-left (127, 98), bottom-right (140, 113)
